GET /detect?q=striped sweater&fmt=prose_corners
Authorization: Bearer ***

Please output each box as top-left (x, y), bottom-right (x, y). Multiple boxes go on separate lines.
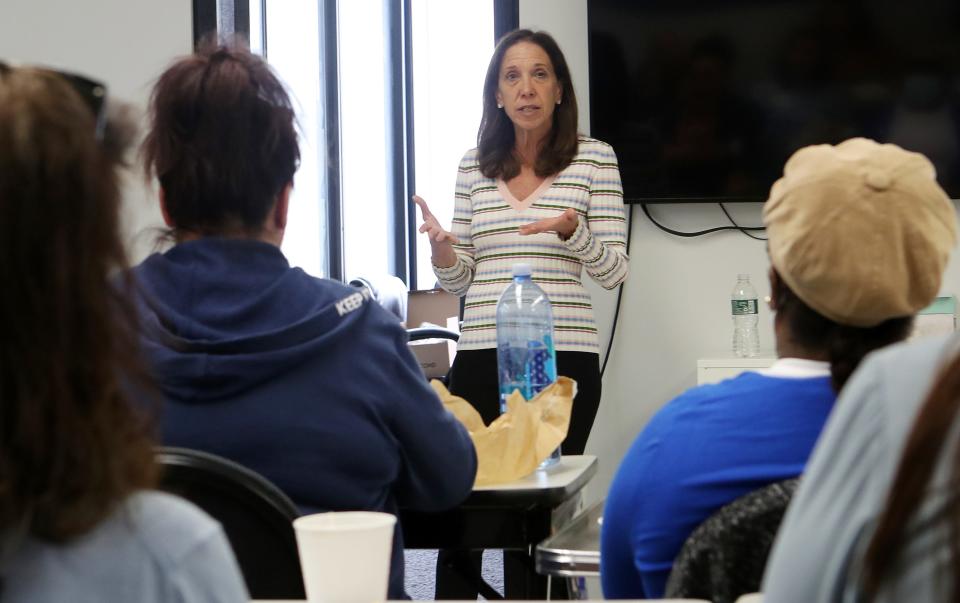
top-left (433, 137), bottom-right (629, 353)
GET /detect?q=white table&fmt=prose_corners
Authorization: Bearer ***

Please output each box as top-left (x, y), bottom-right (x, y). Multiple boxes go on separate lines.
top-left (401, 455), bottom-right (598, 599)
top-left (471, 454), bottom-right (598, 497)
top-left (535, 498), bottom-right (603, 599)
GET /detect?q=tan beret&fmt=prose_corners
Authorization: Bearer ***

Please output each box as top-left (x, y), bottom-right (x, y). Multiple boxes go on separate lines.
top-left (763, 137), bottom-right (957, 327)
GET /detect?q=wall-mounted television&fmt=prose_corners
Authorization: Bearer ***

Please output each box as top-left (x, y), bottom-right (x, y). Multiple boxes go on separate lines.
top-left (588, 0), bottom-right (960, 203)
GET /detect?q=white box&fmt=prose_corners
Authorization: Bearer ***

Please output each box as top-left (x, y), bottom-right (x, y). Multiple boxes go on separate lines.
top-left (409, 341), bottom-right (452, 379)
top-left (406, 288), bottom-right (459, 330)
top-left (406, 289), bottom-right (460, 378)
top-left (910, 296), bottom-right (957, 340)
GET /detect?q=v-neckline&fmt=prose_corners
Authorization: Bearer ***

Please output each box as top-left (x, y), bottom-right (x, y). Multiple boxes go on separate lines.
top-left (498, 175), bottom-right (557, 213)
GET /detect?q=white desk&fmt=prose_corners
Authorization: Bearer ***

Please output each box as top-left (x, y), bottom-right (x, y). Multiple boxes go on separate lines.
top-left (536, 498), bottom-right (602, 577)
top-left (535, 497), bottom-right (603, 598)
top-left (401, 455), bottom-right (598, 599)
top-left (472, 454), bottom-right (597, 496)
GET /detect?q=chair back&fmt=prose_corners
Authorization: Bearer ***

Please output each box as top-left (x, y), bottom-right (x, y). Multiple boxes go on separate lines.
top-left (155, 446), bottom-right (305, 599)
top-left (406, 326), bottom-right (460, 342)
top-left (664, 478), bottom-right (799, 603)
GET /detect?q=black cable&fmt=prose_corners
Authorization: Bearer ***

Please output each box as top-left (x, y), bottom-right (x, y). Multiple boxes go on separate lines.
top-left (640, 203), bottom-right (765, 238)
top-left (599, 200), bottom-right (763, 378)
top-left (600, 204), bottom-right (633, 379)
top-left (718, 202), bottom-right (767, 241)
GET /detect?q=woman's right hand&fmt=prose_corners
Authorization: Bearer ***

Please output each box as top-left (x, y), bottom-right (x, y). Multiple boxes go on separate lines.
top-left (413, 195), bottom-right (458, 267)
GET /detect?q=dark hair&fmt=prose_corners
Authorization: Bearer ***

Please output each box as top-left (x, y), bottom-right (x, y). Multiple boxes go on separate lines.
top-left (773, 272), bottom-right (913, 391)
top-left (477, 29), bottom-right (578, 180)
top-left (0, 68), bottom-right (157, 542)
top-left (142, 41), bottom-right (300, 238)
top-left (861, 350), bottom-right (960, 600)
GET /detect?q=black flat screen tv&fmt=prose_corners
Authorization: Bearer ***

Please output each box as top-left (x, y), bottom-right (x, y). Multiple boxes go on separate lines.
top-left (588, 0), bottom-right (960, 202)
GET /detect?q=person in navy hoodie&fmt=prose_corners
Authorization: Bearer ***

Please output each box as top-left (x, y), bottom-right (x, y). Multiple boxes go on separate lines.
top-left (134, 43), bottom-right (477, 599)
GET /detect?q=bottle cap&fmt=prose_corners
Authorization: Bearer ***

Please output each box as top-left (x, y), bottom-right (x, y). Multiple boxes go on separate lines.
top-left (737, 273), bottom-right (750, 280)
top-left (512, 263), bottom-right (532, 277)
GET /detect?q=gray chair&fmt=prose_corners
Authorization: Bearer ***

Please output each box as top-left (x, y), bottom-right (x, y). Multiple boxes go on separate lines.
top-left (664, 478), bottom-right (800, 603)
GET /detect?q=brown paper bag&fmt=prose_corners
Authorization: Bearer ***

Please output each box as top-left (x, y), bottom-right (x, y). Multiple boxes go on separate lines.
top-left (432, 377), bottom-right (576, 486)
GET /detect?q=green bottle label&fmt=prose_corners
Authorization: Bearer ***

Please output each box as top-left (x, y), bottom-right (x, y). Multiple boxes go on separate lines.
top-left (731, 299), bottom-right (758, 315)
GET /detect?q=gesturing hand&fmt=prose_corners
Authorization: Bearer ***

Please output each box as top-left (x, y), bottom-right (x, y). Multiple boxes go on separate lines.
top-left (413, 195), bottom-right (459, 268)
top-left (518, 208), bottom-right (579, 240)
top-left (413, 195), bottom-right (459, 244)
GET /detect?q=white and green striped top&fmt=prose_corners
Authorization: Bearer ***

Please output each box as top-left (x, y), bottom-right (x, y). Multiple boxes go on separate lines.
top-left (433, 137), bottom-right (629, 354)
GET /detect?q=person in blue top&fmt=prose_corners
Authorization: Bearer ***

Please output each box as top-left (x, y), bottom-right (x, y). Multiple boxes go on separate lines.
top-left (132, 43), bottom-right (478, 600)
top-left (601, 138), bottom-right (958, 599)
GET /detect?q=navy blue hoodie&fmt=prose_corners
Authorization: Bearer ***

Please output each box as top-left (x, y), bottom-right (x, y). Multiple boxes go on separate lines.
top-left (132, 238), bottom-right (477, 598)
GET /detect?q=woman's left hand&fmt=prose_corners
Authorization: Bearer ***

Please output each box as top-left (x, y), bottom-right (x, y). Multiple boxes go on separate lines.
top-left (518, 208), bottom-right (579, 240)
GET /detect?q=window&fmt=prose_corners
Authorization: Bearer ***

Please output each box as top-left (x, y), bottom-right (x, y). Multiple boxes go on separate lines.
top-left (338, 0), bottom-right (393, 283)
top-left (259, 0), bottom-right (328, 277)
top-left (410, 1), bottom-right (494, 288)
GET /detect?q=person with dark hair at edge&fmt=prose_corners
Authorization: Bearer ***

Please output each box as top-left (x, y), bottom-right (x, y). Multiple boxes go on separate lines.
top-left (601, 138), bottom-right (957, 599)
top-left (413, 28), bottom-right (629, 599)
top-left (0, 64), bottom-right (247, 601)
top-left (133, 42), bottom-right (477, 600)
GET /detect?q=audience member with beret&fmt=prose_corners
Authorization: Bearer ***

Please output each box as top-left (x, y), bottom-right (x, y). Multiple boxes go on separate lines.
top-left (602, 137), bottom-right (957, 599)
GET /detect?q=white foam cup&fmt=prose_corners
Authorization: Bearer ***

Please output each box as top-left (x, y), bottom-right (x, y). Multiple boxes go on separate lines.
top-left (293, 511), bottom-right (397, 603)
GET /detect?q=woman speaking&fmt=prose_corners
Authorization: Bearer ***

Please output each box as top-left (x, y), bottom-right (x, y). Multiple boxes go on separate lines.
top-left (415, 29), bottom-right (629, 457)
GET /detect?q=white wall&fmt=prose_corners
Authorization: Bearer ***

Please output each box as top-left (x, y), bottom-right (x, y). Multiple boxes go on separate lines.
top-left (519, 0), bottom-right (590, 136)
top-left (1, 0), bottom-right (193, 262)
top-left (520, 0), bottom-right (960, 506)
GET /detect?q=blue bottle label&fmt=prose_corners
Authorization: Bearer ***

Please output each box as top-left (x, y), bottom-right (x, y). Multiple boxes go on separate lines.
top-left (498, 333), bottom-right (558, 413)
top-left (528, 334), bottom-right (557, 396)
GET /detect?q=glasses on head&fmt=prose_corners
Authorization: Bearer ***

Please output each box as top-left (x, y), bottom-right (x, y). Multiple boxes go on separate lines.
top-left (0, 61), bottom-right (108, 141)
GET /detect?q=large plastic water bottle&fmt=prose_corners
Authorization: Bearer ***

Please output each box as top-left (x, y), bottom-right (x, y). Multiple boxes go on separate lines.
top-left (496, 263), bottom-right (561, 467)
top-left (731, 274), bottom-right (760, 357)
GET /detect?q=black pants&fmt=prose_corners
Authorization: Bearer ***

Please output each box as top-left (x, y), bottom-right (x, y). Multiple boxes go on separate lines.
top-left (434, 348), bottom-right (601, 599)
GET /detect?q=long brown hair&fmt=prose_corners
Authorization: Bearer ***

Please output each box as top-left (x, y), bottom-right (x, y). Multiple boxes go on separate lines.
top-left (861, 348), bottom-right (960, 600)
top-left (477, 29), bottom-right (579, 180)
top-left (0, 67), bottom-right (157, 542)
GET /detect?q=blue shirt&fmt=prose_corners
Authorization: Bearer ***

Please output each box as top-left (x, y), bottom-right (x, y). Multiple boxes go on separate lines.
top-left (601, 367), bottom-right (835, 598)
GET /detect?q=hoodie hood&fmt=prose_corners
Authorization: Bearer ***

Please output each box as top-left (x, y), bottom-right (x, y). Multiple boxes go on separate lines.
top-left (133, 238), bottom-right (372, 402)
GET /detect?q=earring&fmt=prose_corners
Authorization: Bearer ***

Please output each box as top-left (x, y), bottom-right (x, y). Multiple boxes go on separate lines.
top-left (556, 98), bottom-right (561, 105)
top-left (764, 295), bottom-right (774, 309)
top-left (497, 102), bottom-right (503, 109)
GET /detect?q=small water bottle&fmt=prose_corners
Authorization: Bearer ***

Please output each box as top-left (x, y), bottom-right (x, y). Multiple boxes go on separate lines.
top-left (731, 274), bottom-right (760, 357)
top-left (496, 263), bottom-right (561, 467)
